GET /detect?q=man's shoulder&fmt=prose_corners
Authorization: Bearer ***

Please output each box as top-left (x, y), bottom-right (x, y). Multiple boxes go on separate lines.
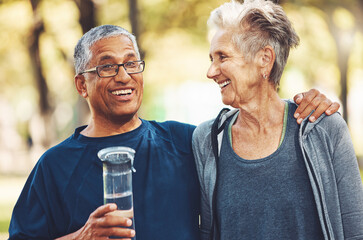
top-left (38, 132), bottom-right (83, 166)
top-left (145, 119), bottom-right (196, 137)
top-left (147, 119), bottom-right (195, 129)
top-left (143, 120), bottom-right (196, 153)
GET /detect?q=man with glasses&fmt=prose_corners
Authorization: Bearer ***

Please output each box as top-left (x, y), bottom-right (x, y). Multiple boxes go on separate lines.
top-left (9, 25), bottom-right (339, 240)
top-left (79, 60), bottom-right (145, 77)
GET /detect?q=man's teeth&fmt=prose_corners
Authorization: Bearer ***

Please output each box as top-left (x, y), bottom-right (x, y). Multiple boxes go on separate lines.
top-left (219, 80), bottom-right (231, 88)
top-left (112, 89), bottom-right (132, 95)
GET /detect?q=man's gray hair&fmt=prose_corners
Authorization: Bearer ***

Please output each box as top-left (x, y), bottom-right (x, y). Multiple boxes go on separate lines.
top-left (74, 25), bottom-right (140, 75)
top-left (208, 0), bottom-right (300, 87)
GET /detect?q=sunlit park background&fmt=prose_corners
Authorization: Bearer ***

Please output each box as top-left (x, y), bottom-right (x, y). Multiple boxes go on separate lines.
top-left (0, 0), bottom-right (363, 238)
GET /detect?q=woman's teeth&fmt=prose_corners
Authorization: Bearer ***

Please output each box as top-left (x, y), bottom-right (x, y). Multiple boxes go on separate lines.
top-left (219, 80), bottom-right (231, 88)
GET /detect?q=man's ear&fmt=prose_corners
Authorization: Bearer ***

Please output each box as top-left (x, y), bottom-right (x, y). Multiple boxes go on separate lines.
top-left (75, 75), bottom-right (88, 98)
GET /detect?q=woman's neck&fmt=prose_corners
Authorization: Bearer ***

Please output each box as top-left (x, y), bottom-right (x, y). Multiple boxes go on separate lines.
top-left (234, 87), bottom-right (285, 132)
top-left (231, 89), bottom-right (287, 160)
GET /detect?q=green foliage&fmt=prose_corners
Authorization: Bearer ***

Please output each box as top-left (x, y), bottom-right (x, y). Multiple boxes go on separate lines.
top-left (0, 1), bottom-right (363, 235)
top-left (0, 0), bottom-right (362, 164)
top-left (0, 218), bottom-right (10, 234)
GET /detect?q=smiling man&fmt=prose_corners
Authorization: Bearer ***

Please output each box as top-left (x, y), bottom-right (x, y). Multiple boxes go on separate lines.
top-left (76, 35), bottom-right (144, 136)
top-left (9, 25), bottom-right (200, 240)
top-left (8, 25), bottom-right (339, 240)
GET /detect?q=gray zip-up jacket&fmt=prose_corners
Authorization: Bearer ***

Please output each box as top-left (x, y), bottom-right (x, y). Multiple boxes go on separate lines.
top-left (192, 110), bottom-right (363, 240)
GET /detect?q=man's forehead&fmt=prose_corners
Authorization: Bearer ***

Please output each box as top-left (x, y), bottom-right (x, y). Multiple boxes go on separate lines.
top-left (98, 52), bottom-right (137, 61)
top-left (90, 36), bottom-right (137, 60)
top-left (91, 35), bottom-right (134, 50)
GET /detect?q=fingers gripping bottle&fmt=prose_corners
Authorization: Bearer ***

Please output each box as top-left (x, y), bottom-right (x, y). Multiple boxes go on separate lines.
top-left (98, 146), bottom-right (136, 239)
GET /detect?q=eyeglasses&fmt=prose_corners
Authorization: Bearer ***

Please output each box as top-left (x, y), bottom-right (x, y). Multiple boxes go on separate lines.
top-left (79, 60), bottom-right (145, 77)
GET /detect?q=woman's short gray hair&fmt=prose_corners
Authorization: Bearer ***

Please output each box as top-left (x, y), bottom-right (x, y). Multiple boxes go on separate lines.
top-left (74, 25), bottom-right (140, 75)
top-left (208, 0), bottom-right (300, 87)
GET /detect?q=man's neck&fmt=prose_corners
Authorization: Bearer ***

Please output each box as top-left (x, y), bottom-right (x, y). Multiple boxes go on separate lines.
top-left (81, 115), bottom-right (142, 137)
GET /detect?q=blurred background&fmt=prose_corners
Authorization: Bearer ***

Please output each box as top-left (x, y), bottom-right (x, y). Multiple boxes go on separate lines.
top-left (0, 0), bottom-right (362, 238)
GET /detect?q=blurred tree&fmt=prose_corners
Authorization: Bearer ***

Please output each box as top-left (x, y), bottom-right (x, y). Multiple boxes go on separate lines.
top-left (281, 0), bottom-right (363, 123)
top-left (139, 0), bottom-right (222, 38)
top-left (129, 0), bottom-right (145, 59)
top-left (28, 0), bottom-right (54, 148)
top-left (76, 0), bottom-right (96, 33)
top-left (73, 0), bottom-right (96, 126)
top-left (0, 0), bottom-right (361, 158)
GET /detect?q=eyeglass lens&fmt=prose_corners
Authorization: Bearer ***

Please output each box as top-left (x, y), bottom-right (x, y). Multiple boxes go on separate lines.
top-left (98, 61), bottom-right (144, 77)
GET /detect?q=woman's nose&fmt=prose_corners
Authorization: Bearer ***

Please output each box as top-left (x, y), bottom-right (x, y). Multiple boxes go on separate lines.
top-left (206, 62), bottom-right (220, 80)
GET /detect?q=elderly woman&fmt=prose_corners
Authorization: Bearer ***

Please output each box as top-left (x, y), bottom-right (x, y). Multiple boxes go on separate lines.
top-left (192, 1), bottom-right (363, 240)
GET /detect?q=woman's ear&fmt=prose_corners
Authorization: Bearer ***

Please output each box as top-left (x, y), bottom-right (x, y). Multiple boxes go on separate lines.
top-left (75, 75), bottom-right (88, 98)
top-left (261, 45), bottom-right (275, 68)
top-left (257, 46), bottom-right (275, 79)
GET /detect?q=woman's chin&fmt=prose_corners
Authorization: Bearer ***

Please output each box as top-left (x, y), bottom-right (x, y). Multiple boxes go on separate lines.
top-left (221, 97), bottom-right (233, 107)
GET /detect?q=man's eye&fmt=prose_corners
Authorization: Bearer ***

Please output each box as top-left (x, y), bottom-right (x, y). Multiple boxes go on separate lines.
top-left (102, 64), bottom-right (115, 69)
top-left (125, 62), bottom-right (137, 68)
top-left (99, 64), bottom-right (117, 73)
top-left (220, 55), bottom-right (227, 60)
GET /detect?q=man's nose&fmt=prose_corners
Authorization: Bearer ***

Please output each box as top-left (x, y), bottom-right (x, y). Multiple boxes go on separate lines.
top-left (114, 66), bottom-right (132, 82)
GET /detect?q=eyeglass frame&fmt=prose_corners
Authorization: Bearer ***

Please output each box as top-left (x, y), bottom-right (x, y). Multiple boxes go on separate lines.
top-left (78, 60), bottom-right (145, 78)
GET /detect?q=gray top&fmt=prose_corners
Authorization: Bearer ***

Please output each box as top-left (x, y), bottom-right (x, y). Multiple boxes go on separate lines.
top-left (216, 102), bottom-right (323, 240)
top-left (192, 104), bottom-right (363, 240)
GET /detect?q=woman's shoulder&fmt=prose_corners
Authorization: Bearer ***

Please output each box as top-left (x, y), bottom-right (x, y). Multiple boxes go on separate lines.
top-left (312, 112), bottom-right (346, 130)
top-left (193, 119), bottom-right (215, 141)
top-left (303, 112), bottom-right (349, 141)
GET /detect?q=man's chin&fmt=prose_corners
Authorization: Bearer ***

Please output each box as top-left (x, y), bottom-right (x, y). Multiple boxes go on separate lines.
top-left (112, 111), bottom-right (138, 122)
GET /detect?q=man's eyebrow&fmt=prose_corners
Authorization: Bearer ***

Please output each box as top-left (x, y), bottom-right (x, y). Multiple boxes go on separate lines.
top-left (98, 52), bottom-right (137, 62)
top-left (125, 52), bottom-right (137, 58)
top-left (100, 55), bottom-right (113, 61)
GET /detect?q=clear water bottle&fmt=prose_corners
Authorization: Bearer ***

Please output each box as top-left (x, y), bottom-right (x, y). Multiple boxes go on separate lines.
top-left (98, 146), bottom-right (136, 239)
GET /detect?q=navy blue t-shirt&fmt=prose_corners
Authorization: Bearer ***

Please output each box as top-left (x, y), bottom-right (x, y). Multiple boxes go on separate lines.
top-left (216, 102), bottom-right (323, 240)
top-left (9, 119), bottom-right (200, 240)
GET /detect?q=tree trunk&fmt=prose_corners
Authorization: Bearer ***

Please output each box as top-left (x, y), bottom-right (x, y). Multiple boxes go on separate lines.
top-left (324, 7), bottom-right (353, 123)
top-left (74, 0), bottom-right (96, 126)
top-left (78, 0), bottom-right (96, 33)
top-left (29, 0), bottom-right (49, 115)
top-left (128, 0), bottom-right (145, 59)
top-left (281, 1), bottom-right (354, 123)
top-left (28, 0), bottom-right (53, 148)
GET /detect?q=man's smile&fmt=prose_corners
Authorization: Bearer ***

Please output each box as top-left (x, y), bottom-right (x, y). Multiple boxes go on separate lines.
top-left (111, 89), bottom-right (133, 96)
